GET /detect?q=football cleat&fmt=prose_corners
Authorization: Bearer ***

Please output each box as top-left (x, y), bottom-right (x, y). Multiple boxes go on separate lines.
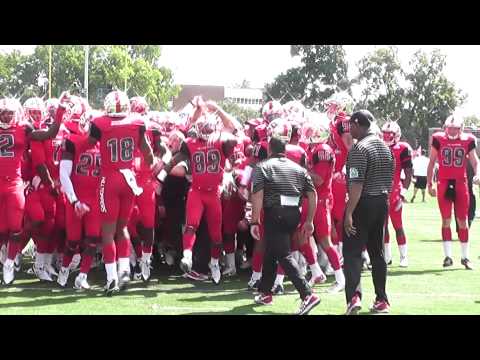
top-left (118, 271), bottom-right (130, 291)
top-left (210, 262), bottom-right (221, 285)
top-left (74, 273), bottom-right (90, 290)
top-left (222, 265), bottom-right (236, 277)
top-left (140, 259), bottom-right (152, 282)
top-left (3, 262), bottom-right (15, 285)
top-left (133, 262), bottom-right (142, 281)
top-left (327, 281), bottom-right (345, 294)
top-left (296, 294), bottom-right (321, 315)
top-left (57, 267), bottom-right (70, 287)
top-left (443, 257), bottom-right (453, 267)
top-left (272, 283), bottom-right (285, 295)
top-left (180, 256), bottom-right (193, 273)
top-left (14, 254), bottom-right (22, 272)
top-left (461, 258), bottom-right (474, 270)
top-left (34, 264), bottom-right (54, 282)
top-left (324, 263), bottom-right (335, 276)
top-left (69, 254), bottom-right (81, 272)
top-left (104, 278), bottom-right (119, 296)
top-left (345, 293), bottom-right (362, 315)
top-left (184, 271), bottom-right (209, 281)
top-left (45, 263), bottom-right (58, 278)
top-left (240, 259), bottom-right (252, 270)
top-left (370, 299), bottom-right (390, 314)
top-left (399, 256), bottom-right (409, 268)
top-left (247, 277), bottom-right (261, 291)
top-left (254, 293), bottom-right (273, 305)
top-left (309, 273), bottom-right (327, 287)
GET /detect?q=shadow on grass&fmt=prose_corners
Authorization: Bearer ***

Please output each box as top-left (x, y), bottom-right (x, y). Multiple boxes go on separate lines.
top-left (387, 268), bottom-right (464, 277)
top-left (181, 303), bottom-right (281, 315)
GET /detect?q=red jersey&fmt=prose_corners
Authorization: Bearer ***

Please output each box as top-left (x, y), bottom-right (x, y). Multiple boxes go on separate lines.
top-left (30, 124), bottom-right (69, 181)
top-left (91, 115), bottom-right (146, 175)
top-left (64, 134), bottom-right (101, 198)
top-left (328, 112), bottom-right (350, 173)
top-left (286, 144), bottom-right (306, 167)
top-left (309, 143), bottom-right (335, 197)
top-left (0, 122), bottom-right (31, 180)
top-left (390, 141), bottom-right (413, 188)
top-left (184, 137), bottom-right (229, 190)
top-left (250, 140), bottom-right (269, 163)
top-left (432, 131), bottom-right (476, 181)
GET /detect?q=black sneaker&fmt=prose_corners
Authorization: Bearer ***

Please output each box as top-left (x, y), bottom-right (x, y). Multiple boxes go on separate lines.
top-left (387, 260), bottom-right (392, 266)
top-left (133, 262), bottom-right (142, 280)
top-left (272, 283), bottom-right (284, 295)
top-left (247, 278), bottom-right (260, 291)
top-left (443, 257), bottom-right (453, 267)
top-left (461, 258), bottom-right (474, 270)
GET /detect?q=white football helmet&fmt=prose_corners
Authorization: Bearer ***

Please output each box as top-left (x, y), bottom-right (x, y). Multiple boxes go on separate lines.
top-left (0, 98), bottom-right (23, 129)
top-left (324, 92), bottom-right (355, 121)
top-left (104, 90), bottom-right (130, 117)
top-left (381, 121), bottom-right (401, 146)
top-left (267, 118), bottom-right (292, 143)
top-left (262, 100), bottom-right (284, 123)
top-left (444, 115), bottom-right (463, 140)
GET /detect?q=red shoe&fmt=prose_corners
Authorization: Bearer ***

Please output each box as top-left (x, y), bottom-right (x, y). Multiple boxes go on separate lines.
top-left (254, 293), bottom-right (273, 305)
top-left (296, 294), bottom-right (321, 315)
top-left (370, 299), bottom-right (390, 314)
top-left (345, 293), bottom-right (362, 315)
top-left (184, 271), bottom-right (209, 281)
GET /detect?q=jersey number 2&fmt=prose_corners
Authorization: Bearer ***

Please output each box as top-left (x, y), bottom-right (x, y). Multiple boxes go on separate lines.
top-left (0, 134), bottom-right (14, 158)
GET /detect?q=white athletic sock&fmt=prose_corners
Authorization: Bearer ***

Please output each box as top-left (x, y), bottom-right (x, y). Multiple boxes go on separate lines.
top-left (384, 242), bottom-right (392, 262)
top-left (334, 269), bottom-right (345, 285)
top-left (251, 271), bottom-right (262, 281)
top-left (210, 257), bottom-right (219, 266)
top-left (362, 250), bottom-right (370, 263)
top-left (274, 274), bottom-right (285, 286)
top-left (35, 253), bottom-right (44, 267)
top-left (105, 263), bottom-right (118, 282)
top-left (142, 252), bottom-right (152, 263)
top-left (443, 241), bottom-right (452, 258)
top-left (4, 258), bottom-right (14, 268)
top-left (318, 248), bottom-right (329, 268)
top-left (183, 249), bottom-right (192, 260)
top-left (44, 253), bottom-right (52, 266)
top-left (118, 257), bottom-right (130, 274)
top-left (398, 244), bottom-right (408, 259)
top-left (460, 242), bottom-right (469, 260)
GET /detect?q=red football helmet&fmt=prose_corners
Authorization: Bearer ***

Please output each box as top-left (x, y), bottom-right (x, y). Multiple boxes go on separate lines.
top-left (444, 115), bottom-right (464, 140)
top-left (262, 100), bottom-right (284, 123)
top-left (23, 97), bottom-right (46, 127)
top-left (195, 114), bottom-right (218, 141)
top-left (381, 121), bottom-right (401, 146)
top-left (130, 96), bottom-right (149, 115)
top-left (104, 90), bottom-right (130, 117)
top-left (0, 98), bottom-right (23, 129)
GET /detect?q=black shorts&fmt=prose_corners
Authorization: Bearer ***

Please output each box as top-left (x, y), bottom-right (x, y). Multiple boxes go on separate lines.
top-left (415, 176), bottom-right (427, 189)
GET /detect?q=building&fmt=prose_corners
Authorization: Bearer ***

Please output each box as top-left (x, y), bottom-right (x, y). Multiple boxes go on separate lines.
top-left (172, 84), bottom-right (264, 112)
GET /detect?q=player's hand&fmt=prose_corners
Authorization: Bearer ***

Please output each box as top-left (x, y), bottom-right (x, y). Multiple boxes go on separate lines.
top-left (344, 213), bottom-right (356, 237)
top-left (473, 175), bottom-right (480, 186)
top-left (74, 202), bottom-right (90, 218)
top-left (302, 221), bottom-right (314, 239)
top-left (394, 197), bottom-right (404, 212)
top-left (428, 185), bottom-right (436, 197)
top-left (58, 91), bottom-right (72, 107)
top-left (151, 158), bottom-right (164, 176)
top-left (250, 224), bottom-right (261, 241)
top-left (205, 100), bottom-right (220, 113)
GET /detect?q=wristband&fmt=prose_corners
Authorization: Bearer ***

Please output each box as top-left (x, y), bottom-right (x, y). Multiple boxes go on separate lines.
top-left (157, 169), bottom-right (168, 183)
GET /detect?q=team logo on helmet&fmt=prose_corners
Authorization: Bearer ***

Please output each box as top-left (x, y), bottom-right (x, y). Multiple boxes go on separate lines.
top-left (444, 115), bottom-right (464, 140)
top-left (104, 91), bottom-right (130, 117)
top-left (381, 121), bottom-right (401, 146)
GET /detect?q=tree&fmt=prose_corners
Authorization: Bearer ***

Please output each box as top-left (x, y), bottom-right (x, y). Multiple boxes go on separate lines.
top-left (0, 45), bottom-right (180, 110)
top-left (264, 45), bottom-right (350, 110)
top-left (218, 100), bottom-right (259, 124)
top-left (464, 115), bottom-right (480, 127)
top-left (355, 46), bottom-right (405, 124)
top-left (403, 49), bottom-right (466, 148)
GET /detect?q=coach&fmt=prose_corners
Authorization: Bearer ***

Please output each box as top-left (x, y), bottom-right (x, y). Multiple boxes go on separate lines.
top-left (250, 120), bottom-right (320, 315)
top-left (343, 110), bottom-right (394, 315)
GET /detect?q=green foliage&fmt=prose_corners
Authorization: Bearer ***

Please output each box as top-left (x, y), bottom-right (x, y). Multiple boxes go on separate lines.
top-left (0, 46), bottom-right (180, 110)
top-left (265, 45), bottom-right (350, 110)
top-left (218, 100), bottom-right (259, 124)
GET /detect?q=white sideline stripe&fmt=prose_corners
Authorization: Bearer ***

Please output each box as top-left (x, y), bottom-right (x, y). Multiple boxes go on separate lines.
top-left (2, 286), bottom-right (247, 294)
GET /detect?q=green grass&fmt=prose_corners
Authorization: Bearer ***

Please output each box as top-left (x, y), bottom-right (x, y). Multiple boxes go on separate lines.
top-left (2, 188), bottom-right (480, 315)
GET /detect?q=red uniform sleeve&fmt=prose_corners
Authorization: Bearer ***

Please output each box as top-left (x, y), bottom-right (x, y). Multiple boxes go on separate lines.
top-left (31, 140), bottom-right (47, 168)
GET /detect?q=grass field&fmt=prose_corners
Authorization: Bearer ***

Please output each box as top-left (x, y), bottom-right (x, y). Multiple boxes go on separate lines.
top-left (2, 188), bottom-right (480, 315)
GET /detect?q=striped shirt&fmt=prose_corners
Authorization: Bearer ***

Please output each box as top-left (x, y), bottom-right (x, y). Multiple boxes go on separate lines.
top-left (346, 133), bottom-right (394, 197)
top-left (252, 155), bottom-right (315, 208)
